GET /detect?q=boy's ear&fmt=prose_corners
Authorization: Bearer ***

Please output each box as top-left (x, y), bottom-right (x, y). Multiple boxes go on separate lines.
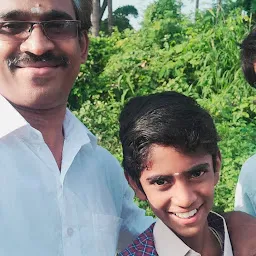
top-left (125, 173), bottom-right (147, 201)
top-left (214, 150), bottom-right (222, 186)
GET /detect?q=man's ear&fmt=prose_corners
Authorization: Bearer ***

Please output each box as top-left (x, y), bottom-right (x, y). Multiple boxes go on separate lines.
top-left (214, 150), bottom-right (222, 186)
top-left (254, 63), bottom-right (256, 73)
top-left (79, 32), bottom-right (89, 63)
top-left (125, 173), bottom-right (147, 201)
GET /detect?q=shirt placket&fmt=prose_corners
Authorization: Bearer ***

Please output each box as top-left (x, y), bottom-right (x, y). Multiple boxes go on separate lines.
top-left (58, 137), bottom-right (84, 256)
top-left (27, 129), bottom-right (83, 256)
top-left (58, 186), bottom-right (82, 256)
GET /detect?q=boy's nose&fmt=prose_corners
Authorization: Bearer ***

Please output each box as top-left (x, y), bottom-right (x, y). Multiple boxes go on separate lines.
top-left (171, 182), bottom-right (197, 209)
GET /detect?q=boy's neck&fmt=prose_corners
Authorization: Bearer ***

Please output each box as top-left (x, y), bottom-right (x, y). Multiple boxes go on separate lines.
top-left (182, 224), bottom-right (222, 256)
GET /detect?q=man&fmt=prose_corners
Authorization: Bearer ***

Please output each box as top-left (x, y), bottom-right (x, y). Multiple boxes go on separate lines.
top-left (235, 29), bottom-right (256, 216)
top-left (0, 0), bottom-right (254, 255)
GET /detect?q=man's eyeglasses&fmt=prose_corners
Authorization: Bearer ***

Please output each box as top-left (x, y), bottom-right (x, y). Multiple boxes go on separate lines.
top-left (0, 20), bottom-right (81, 41)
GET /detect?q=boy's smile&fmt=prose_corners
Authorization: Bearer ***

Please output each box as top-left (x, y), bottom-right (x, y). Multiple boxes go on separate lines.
top-left (131, 144), bottom-right (221, 241)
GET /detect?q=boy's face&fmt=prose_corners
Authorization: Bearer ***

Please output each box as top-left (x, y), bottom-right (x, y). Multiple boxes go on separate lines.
top-left (130, 145), bottom-right (220, 239)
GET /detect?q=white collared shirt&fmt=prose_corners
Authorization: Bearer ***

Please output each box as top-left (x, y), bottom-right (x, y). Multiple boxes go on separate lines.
top-left (153, 212), bottom-right (233, 256)
top-left (235, 154), bottom-right (256, 216)
top-left (0, 95), bottom-right (153, 256)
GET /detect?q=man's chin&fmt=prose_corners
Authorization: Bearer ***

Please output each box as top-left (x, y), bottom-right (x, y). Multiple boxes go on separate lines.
top-left (31, 76), bottom-right (54, 87)
top-left (11, 100), bottom-right (66, 112)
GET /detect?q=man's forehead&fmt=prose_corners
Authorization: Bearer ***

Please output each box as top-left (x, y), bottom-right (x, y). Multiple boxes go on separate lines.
top-left (0, 0), bottom-right (76, 19)
top-left (30, 4), bottom-right (43, 14)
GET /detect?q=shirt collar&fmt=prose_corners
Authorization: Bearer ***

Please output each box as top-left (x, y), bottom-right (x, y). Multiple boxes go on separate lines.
top-left (0, 95), bottom-right (29, 139)
top-left (63, 109), bottom-right (97, 149)
top-left (0, 94), bottom-right (97, 149)
top-left (153, 211), bottom-right (233, 256)
top-left (208, 211), bottom-right (233, 256)
top-left (153, 218), bottom-right (200, 256)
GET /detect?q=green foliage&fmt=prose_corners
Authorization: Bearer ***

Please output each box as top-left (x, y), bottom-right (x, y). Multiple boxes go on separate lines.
top-left (114, 5), bottom-right (138, 17)
top-left (143, 0), bottom-right (181, 23)
top-left (100, 5), bottom-right (139, 34)
top-left (68, 34), bottom-right (119, 109)
top-left (142, 0), bottom-right (183, 48)
top-left (70, 1), bottom-right (256, 214)
top-left (73, 97), bottom-right (123, 161)
top-left (225, 0), bottom-right (256, 14)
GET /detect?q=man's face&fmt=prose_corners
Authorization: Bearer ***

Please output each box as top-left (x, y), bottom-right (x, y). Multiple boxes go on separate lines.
top-left (0, 0), bottom-right (88, 109)
top-left (132, 145), bottom-right (220, 240)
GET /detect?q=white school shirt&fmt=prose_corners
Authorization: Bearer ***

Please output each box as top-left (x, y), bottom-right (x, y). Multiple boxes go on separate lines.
top-left (235, 154), bottom-right (256, 216)
top-left (153, 212), bottom-right (233, 256)
top-left (0, 95), bottom-right (153, 256)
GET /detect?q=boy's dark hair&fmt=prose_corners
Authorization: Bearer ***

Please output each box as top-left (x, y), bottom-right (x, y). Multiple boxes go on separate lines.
top-left (240, 28), bottom-right (256, 87)
top-left (119, 91), bottom-right (219, 190)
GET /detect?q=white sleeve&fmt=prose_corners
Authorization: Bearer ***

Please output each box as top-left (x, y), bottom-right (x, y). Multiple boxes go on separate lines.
top-left (234, 155), bottom-right (256, 217)
top-left (97, 146), bottom-right (155, 251)
top-left (117, 182), bottom-right (154, 251)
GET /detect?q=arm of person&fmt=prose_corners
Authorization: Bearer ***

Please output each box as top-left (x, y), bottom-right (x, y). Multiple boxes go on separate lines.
top-left (117, 182), bottom-right (154, 251)
top-left (99, 147), bottom-right (155, 252)
top-left (224, 211), bottom-right (256, 256)
top-left (235, 182), bottom-right (256, 216)
top-left (234, 156), bottom-right (256, 216)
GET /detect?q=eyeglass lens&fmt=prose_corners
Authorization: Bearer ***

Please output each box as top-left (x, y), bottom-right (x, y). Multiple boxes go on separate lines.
top-left (0, 20), bottom-right (80, 41)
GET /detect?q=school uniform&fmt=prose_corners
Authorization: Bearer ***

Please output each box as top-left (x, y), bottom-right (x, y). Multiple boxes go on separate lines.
top-left (118, 211), bottom-right (233, 256)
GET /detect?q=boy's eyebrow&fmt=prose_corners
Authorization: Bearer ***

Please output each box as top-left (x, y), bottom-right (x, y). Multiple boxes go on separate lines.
top-left (146, 163), bottom-right (210, 181)
top-left (183, 163), bottom-right (210, 175)
top-left (0, 10), bottom-right (74, 21)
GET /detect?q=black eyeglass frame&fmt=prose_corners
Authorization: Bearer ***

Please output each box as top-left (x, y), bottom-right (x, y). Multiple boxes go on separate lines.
top-left (0, 20), bottom-right (82, 41)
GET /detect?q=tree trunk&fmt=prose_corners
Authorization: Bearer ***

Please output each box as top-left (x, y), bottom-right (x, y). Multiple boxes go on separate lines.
top-left (108, 0), bottom-right (113, 34)
top-left (217, 0), bottom-right (222, 9)
top-left (92, 0), bottom-right (100, 37)
top-left (195, 0), bottom-right (199, 11)
top-left (100, 0), bottom-right (108, 20)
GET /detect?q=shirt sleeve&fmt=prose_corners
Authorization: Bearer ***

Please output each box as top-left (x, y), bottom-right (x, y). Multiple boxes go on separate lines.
top-left (97, 146), bottom-right (155, 252)
top-left (234, 156), bottom-right (256, 217)
top-left (117, 182), bottom-right (154, 252)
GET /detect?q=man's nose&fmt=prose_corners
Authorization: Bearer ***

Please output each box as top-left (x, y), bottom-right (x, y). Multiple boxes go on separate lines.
top-left (19, 24), bottom-right (55, 56)
top-left (171, 181), bottom-right (197, 208)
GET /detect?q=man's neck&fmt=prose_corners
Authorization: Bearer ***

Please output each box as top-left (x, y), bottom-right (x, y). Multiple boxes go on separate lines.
top-left (15, 104), bottom-right (67, 170)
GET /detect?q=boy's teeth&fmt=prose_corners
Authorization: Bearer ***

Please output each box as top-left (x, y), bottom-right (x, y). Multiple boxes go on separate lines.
top-left (174, 209), bottom-right (198, 219)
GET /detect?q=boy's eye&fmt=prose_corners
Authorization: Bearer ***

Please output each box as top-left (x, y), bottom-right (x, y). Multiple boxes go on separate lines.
top-left (189, 169), bottom-right (206, 179)
top-left (153, 177), bottom-right (173, 186)
top-left (154, 178), bottom-right (167, 185)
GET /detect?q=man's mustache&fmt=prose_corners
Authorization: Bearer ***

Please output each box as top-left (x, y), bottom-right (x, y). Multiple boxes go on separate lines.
top-left (7, 52), bottom-right (70, 70)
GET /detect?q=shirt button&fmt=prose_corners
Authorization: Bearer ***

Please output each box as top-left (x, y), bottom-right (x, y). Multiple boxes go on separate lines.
top-left (67, 227), bottom-right (74, 237)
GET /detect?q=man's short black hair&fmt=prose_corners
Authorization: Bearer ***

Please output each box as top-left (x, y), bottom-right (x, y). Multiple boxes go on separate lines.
top-left (119, 91), bottom-right (219, 190)
top-left (240, 28), bottom-right (256, 87)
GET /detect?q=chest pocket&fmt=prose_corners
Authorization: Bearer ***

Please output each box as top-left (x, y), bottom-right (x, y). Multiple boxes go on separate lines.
top-left (92, 214), bottom-right (123, 256)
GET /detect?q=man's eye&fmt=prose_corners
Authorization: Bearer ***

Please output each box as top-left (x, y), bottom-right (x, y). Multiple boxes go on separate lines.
top-left (190, 170), bottom-right (206, 179)
top-left (45, 22), bottom-right (68, 31)
top-left (0, 23), bottom-right (27, 34)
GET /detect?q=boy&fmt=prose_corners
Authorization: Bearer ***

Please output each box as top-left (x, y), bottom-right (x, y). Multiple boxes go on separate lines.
top-left (118, 91), bottom-right (233, 255)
